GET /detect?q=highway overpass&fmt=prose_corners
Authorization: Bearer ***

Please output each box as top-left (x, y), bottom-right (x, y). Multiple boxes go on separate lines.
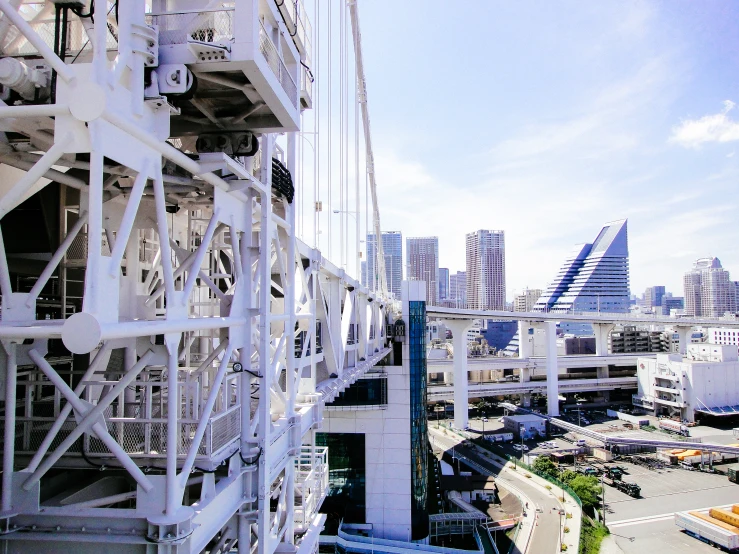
top-left (427, 305), bottom-right (739, 328)
top-left (428, 376), bottom-right (638, 401)
top-left (427, 353), bottom-right (642, 374)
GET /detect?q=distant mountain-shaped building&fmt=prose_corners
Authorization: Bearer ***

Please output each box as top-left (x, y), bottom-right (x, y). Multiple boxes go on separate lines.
top-left (534, 219), bottom-right (630, 335)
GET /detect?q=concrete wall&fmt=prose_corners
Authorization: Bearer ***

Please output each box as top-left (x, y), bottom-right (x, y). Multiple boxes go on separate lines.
top-left (322, 364), bottom-right (412, 541)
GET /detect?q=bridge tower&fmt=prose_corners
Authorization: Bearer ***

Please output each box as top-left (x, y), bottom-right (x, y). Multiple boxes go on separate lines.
top-left (0, 1), bottom-right (391, 553)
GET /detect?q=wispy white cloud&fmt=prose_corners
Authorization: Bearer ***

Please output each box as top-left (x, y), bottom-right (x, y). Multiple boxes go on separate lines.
top-left (669, 100), bottom-right (739, 148)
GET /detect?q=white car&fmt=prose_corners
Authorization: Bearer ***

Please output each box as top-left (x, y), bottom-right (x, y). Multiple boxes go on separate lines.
top-left (512, 444), bottom-right (523, 451)
top-left (482, 417), bottom-right (489, 422)
top-left (522, 445), bottom-right (529, 452)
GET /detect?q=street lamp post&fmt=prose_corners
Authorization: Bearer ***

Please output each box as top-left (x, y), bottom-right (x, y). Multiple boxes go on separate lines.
top-left (601, 472), bottom-right (606, 527)
top-left (520, 424), bottom-right (525, 463)
top-left (560, 467), bottom-right (565, 502)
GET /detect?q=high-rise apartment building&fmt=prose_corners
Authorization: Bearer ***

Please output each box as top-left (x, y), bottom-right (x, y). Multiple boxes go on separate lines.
top-left (438, 267), bottom-right (450, 300)
top-left (366, 231), bottom-right (402, 298)
top-left (514, 288), bottom-right (542, 312)
top-left (465, 230), bottom-right (506, 310)
top-left (644, 286), bottom-right (666, 309)
top-left (406, 237), bottom-right (439, 305)
top-left (447, 271), bottom-right (467, 308)
top-left (683, 257), bottom-right (737, 317)
top-left (534, 219), bottom-right (630, 335)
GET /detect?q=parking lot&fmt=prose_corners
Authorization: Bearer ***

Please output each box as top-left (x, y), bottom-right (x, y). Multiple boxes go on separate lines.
top-left (469, 406), bottom-right (739, 554)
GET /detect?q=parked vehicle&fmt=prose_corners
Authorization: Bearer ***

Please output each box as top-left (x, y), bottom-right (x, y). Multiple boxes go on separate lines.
top-left (659, 419), bottom-right (690, 437)
top-left (612, 480), bottom-right (641, 498)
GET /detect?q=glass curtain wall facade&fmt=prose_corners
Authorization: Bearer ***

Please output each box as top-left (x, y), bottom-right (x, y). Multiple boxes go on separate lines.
top-left (408, 301), bottom-right (429, 540)
top-left (316, 433), bottom-right (366, 531)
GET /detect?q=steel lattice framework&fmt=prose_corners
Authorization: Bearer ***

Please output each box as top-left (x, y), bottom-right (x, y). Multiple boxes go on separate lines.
top-left (0, 1), bottom-right (391, 553)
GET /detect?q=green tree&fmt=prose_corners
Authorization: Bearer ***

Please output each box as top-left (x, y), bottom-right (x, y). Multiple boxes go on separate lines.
top-left (531, 456), bottom-right (559, 479)
top-left (568, 475), bottom-right (602, 509)
top-left (559, 470), bottom-right (578, 485)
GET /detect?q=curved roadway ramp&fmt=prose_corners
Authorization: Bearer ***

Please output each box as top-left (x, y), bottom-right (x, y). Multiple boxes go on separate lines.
top-left (431, 426), bottom-right (582, 554)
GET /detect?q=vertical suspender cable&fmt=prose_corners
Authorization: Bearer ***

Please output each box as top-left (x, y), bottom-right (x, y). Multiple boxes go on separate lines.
top-left (344, 2), bottom-right (350, 275)
top-left (314, 0), bottom-right (320, 249)
top-left (338, 0), bottom-right (344, 269)
top-left (355, 41), bottom-right (360, 280)
top-left (327, 0), bottom-right (332, 259)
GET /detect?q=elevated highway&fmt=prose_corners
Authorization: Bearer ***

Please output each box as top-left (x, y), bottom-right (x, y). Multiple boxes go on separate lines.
top-left (427, 353), bottom-right (642, 373)
top-left (423, 304), bottom-right (733, 430)
top-left (428, 377), bottom-right (638, 401)
top-left (427, 306), bottom-right (739, 328)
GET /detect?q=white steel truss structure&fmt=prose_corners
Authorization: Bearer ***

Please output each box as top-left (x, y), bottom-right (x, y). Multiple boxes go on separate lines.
top-left (0, 1), bottom-right (391, 553)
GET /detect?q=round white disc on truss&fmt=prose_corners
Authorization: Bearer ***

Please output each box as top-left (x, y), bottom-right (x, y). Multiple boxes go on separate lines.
top-left (69, 82), bottom-right (106, 122)
top-left (62, 312), bottom-right (103, 354)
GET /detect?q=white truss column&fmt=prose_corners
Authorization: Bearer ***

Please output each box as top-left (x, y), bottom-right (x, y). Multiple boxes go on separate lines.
top-left (444, 319), bottom-right (473, 430)
top-left (1, 341), bottom-right (16, 513)
top-left (283, 132), bottom-right (298, 545)
top-left (257, 137), bottom-right (274, 554)
top-left (545, 321), bottom-right (560, 416)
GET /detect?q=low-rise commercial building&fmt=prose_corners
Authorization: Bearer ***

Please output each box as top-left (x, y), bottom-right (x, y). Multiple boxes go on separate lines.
top-left (502, 414), bottom-right (547, 438)
top-left (634, 344), bottom-right (739, 422)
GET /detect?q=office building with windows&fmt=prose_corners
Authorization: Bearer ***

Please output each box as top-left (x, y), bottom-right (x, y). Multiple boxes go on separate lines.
top-left (514, 288), bottom-right (542, 312)
top-left (366, 231), bottom-right (403, 298)
top-left (447, 271), bottom-right (467, 308)
top-left (644, 286), bottom-right (666, 309)
top-left (465, 230), bottom-right (506, 310)
top-left (660, 296), bottom-right (685, 315)
top-left (534, 219), bottom-right (630, 335)
top-left (683, 257), bottom-right (737, 318)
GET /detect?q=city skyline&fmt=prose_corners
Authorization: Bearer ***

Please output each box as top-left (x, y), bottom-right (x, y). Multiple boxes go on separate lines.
top-left (359, 1), bottom-right (739, 298)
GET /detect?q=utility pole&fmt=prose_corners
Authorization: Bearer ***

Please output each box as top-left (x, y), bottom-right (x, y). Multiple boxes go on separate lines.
top-left (601, 472), bottom-right (606, 527)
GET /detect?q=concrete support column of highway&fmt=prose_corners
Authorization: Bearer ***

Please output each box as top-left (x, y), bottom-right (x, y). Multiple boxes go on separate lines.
top-left (518, 320), bottom-right (534, 359)
top-left (676, 326), bottom-right (691, 356)
top-left (519, 366), bottom-right (531, 383)
top-left (545, 321), bottom-right (560, 416)
top-left (444, 319), bottom-right (474, 430)
top-left (593, 323), bottom-right (615, 357)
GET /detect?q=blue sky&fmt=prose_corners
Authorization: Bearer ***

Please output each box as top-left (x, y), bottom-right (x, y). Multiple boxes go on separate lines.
top-left (348, 1), bottom-right (739, 299)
